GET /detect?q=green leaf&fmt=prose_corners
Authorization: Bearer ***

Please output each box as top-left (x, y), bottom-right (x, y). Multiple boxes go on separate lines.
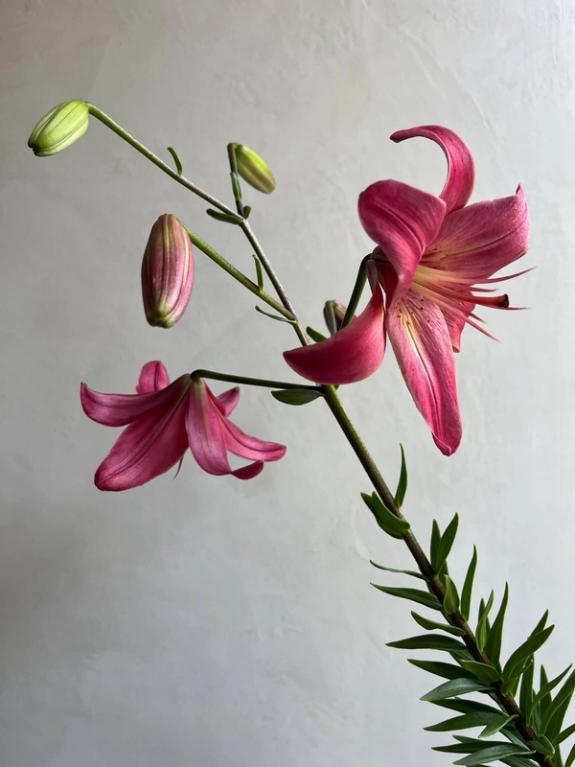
top-left (394, 444), bottom-right (408, 507)
top-left (460, 660), bottom-right (500, 685)
top-left (519, 658), bottom-right (534, 722)
top-left (529, 664), bottom-right (571, 725)
top-left (533, 611), bottom-right (549, 635)
top-left (454, 745), bottom-right (533, 766)
top-left (485, 583), bottom-right (509, 666)
top-left (476, 591), bottom-right (495, 653)
top-left (270, 389), bottom-right (322, 406)
top-left (557, 722), bottom-right (575, 746)
top-left (434, 740), bottom-right (512, 755)
top-left (252, 254), bottom-right (264, 290)
top-left (461, 547), bottom-right (478, 621)
top-left (306, 326), bottom-right (327, 343)
top-left (443, 574), bottom-right (460, 615)
top-left (567, 742), bottom-right (575, 767)
top-left (411, 611), bottom-right (466, 636)
top-left (543, 672), bottom-right (575, 741)
top-left (426, 712), bottom-right (513, 733)
top-left (254, 305), bottom-right (295, 323)
top-left (369, 561), bottom-right (425, 580)
top-left (435, 513), bottom-right (459, 572)
top-left (206, 208), bottom-right (242, 224)
top-left (430, 520), bottom-right (441, 570)
top-left (372, 585), bottom-right (441, 610)
top-left (528, 736), bottom-right (555, 757)
top-left (421, 677), bottom-right (488, 703)
top-left (408, 659), bottom-right (473, 680)
top-left (479, 714), bottom-right (517, 738)
top-left (387, 633), bottom-right (464, 651)
top-left (166, 145), bottom-right (183, 175)
top-left (361, 493), bottom-right (410, 539)
top-left (502, 625), bottom-right (555, 691)
top-left (434, 700), bottom-right (501, 715)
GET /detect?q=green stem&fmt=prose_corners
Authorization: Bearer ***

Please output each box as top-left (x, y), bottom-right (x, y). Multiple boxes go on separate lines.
top-left (341, 255), bottom-right (370, 328)
top-left (322, 384), bottom-right (554, 767)
top-left (240, 220), bottom-right (308, 345)
top-left (185, 228), bottom-right (295, 321)
top-left (193, 369), bottom-right (322, 392)
top-left (88, 104), bottom-right (237, 217)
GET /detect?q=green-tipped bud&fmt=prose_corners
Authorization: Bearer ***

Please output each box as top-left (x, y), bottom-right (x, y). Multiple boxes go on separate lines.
top-left (27, 99), bottom-right (89, 157)
top-left (233, 143), bottom-right (276, 193)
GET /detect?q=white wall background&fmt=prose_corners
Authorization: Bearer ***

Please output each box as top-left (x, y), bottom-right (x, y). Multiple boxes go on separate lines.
top-left (2, 1), bottom-right (575, 765)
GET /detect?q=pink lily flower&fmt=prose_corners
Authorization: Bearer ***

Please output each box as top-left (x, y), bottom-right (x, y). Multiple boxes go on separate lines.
top-left (285, 125), bottom-right (529, 455)
top-left (80, 361), bottom-right (286, 491)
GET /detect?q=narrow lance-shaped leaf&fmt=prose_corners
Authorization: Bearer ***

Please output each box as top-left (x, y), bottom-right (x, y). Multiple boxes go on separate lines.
top-left (443, 574), bottom-right (460, 615)
top-left (430, 520), bottom-right (441, 570)
top-left (476, 591), bottom-right (495, 653)
top-left (206, 208), bottom-right (243, 224)
top-left (460, 660), bottom-right (500, 685)
top-left (408, 658), bottom-right (474, 680)
top-left (556, 722), bottom-right (575, 746)
top-left (426, 711), bottom-right (513, 733)
top-left (252, 254), bottom-right (264, 290)
top-left (271, 389), bottom-right (323, 406)
top-left (421, 677), bottom-right (488, 703)
top-left (166, 145), bottom-right (183, 175)
top-left (479, 713), bottom-right (518, 738)
top-left (387, 633), bottom-right (464, 652)
top-left (434, 513), bottom-right (459, 572)
top-left (566, 742), bottom-right (575, 767)
top-left (434, 739), bottom-right (516, 754)
top-left (306, 326), bottom-right (327, 343)
top-left (411, 611), bottom-right (466, 636)
top-left (373, 585), bottom-right (441, 610)
top-left (361, 492), bottom-right (410, 539)
top-left (453, 744), bottom-right (534, 766)
top-left (370, 560), bottom-right (425, 580)
top-left (528, 664), bottom-right (571, 725)
top-left (528, 735), bottom-right (555, 757)
top-left (395, 444), bottom-right (408, 507)
top-left (519, 658), bottom-right (534, 722)
top-left (541, 669), bottom-right (575, 740)
top-left (485, 583), bottom-right (509, 667)
top-left (461, 546), bottom-right (478, 621)
top-left (502, 624), bottom-right (555, 691)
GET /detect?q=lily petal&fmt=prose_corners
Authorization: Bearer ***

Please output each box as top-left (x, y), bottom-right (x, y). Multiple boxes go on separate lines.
top-left (220, 415), bottom-right (287, 463)
top-left (391, 125), bottom-right (475, 214)
top-left (232, 462), bottom-right (264, 480)
top-left (283, 287), bottom-right (385, 384)
top-left (387, 294), bottom-right (461, 455)
top-left (358, 180), bottom-right (446, 300)
top-left (429, 186), bottom-right (529, 278)
top-left (186, 380), bottom-right (231, 476)
top-left (136, 360), bottom-right (170, 394)
top-left (216, 387), bottom-right (241, 416)
top-left (94, 394), bottom-right (190, 490)
top-left (81, 375), bottom-right (191, 427)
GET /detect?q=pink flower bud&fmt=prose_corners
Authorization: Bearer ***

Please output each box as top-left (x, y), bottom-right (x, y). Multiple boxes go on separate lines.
top-left (141, 214), bottom-right (194, 328)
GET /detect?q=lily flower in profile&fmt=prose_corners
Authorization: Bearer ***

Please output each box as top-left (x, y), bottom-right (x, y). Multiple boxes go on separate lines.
top-left (285, 125), bottom-right (529, 455)
top-left (80, 361), bottom-right (286, 491)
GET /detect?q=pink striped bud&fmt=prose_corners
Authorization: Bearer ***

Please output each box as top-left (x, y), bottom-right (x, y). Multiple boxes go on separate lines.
top-left (141, 214), bottom-right (194, 328)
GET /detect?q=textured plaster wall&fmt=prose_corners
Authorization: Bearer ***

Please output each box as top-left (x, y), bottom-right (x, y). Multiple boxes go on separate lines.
top-left (1, 1), bottom-right (575, 765)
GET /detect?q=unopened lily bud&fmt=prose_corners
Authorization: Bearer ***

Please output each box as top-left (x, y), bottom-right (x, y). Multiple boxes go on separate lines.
top-left (141, 214), bottom-right (194, 328)
top-left (27, 100), bottom-right (89, 157)
top-left (234, 143), bottom-right (276, 193)
top-left (323, 300), bottom-right (349, 335)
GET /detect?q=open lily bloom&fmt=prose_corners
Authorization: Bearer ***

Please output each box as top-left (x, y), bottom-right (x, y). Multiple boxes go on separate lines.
top-left (285, 125), bottom-right (529, 455)
top-left (81, 361), bottom-right (286, 491)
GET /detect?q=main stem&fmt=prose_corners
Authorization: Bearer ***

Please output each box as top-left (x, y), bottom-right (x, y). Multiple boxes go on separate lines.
top-left (322, 385), bottom-right (553, 767)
